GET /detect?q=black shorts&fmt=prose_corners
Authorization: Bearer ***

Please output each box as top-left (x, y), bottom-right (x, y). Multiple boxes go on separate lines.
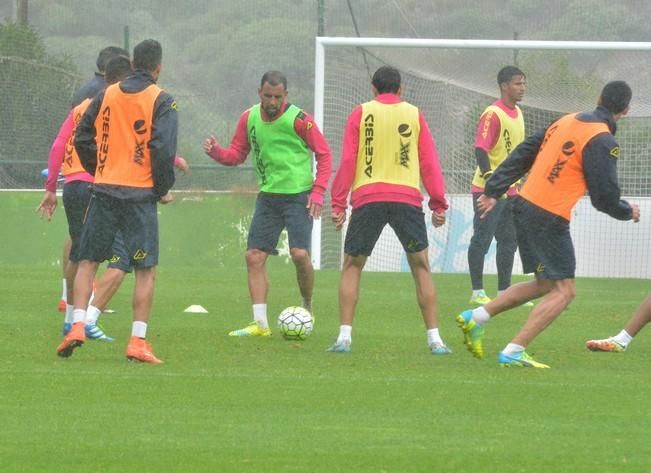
top-left (62, 181), bottom-right (132, 271)
top-left (77, 191), bottom-right (159, 269)
top-left (344, 202), bottom-right (428, 257)
top-left (62, 181), bottom-right (92, 262)
top-left (248, 191), bottom-right (312, 254)
top-left (513, 197), bottom-right (575, 280)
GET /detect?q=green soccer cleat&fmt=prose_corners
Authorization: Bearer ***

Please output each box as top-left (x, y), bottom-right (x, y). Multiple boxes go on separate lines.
top-left (228, 321), bottom-right (272, 337)
top-left (586, 338), bottom-right (626, 353)
top-left (469, 290), bottom-right (491, 305)
top-left (456, 309), bottom-right (485, 359)
top-left (497, 351), bottom-right (550, 368)
top-left (326, 339), bottom-right (351, 353)
top-left (430, 342), bottom-right (452, 355)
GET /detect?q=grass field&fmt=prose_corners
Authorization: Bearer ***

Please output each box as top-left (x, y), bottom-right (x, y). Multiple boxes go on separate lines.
top-left (2, 192), bottom-right (651, 472)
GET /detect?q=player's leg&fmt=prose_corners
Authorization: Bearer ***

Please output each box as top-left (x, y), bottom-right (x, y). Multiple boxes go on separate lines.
top-left (327, 203), bottom-right (385, 353)
top-left (496, 277), bottom-right (573, 369)
top-left (494, 197), bottom-right (517, 292)
top-left (467, 192), bottom-right (504, 305)
top-left (58, 237), bottom-right (72, 312)
top-left (84, 233), bottom-right (131, 341)
top-left (121, 199), bottom-right (162, 363)
top-left (586, 294), bottom-right (651, 352)
top-left (60, 181), bottom-right (90, 334)
top-left (230, 193), bottom-right (281, 337)
top-left (57, 191), bottom-right (119, 357)
top-left (126, 266), bottom-right (161, 363)
top-left (390, 203), bottom-right (450, 355)
top-left (283, 191), bottom-right (314, 314)
top-left (496, 201), bottom-right (575, 367)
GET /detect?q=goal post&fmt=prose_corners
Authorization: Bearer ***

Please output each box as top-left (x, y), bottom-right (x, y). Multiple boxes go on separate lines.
top-left (312, 36), bottom-right (651, 278)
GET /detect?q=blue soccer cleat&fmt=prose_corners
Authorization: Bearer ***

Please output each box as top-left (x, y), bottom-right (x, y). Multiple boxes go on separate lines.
top-left (497, 350), bottom-right (550, 368)
top-left (326, 339), bottom-right (351, 353)
top-left (430, 341), bottom-right (452, 355)
top-left (85, 323), bottom-right (114, 342)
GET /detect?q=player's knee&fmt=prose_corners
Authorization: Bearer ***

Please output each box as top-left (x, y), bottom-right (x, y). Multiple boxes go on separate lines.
top-left (245, 249), bottom-right (266, 268)
top-left (290, 248), bottom-right (310, 265)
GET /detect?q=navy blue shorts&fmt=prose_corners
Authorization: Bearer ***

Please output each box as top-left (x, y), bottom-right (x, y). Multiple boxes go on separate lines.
top-left (247, 191), bottom-right (312, 254)
top-left (62, 180), bottom-right (92, 262)
top-left (512, 197), bottom-right (575, 280)
top-left (63, 181), bottom-right (131, 271)
top-left (77, 191), bottom-right (159, 269)
top-left (344, 202), bottom-right (428, 257)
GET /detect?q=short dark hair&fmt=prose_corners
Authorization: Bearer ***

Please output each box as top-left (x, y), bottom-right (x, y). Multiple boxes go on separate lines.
top-left (96, 46), bottom-right (129, 73)
top-left (133, 39), bottom-right (162, 72)
top-left (372, 66), bottom-right (401, 94)
top-left (497, 65), bottom-right (525, 86)
top-left (600, 81), bottom-right (632, 114)
top-left (104, 55), bottom-right (132, 84)
top-left (260, 71), bottom-right (287, 90)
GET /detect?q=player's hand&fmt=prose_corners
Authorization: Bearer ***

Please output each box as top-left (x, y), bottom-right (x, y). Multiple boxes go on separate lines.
top-left (36, 191), bottom-right (57, 220)
top-left (159, 192), bottom-right (174, 205)
top-left (631, 203), bottom-right (640, 223)
top-left (175, 156), bottom-right (189, 175)
top-left (477, 194), bottom-right (497, 219)
top-left (432, 210), bottom-right (446, 228)
top-left (203, 135), bottom-right (218, 155)
top-left (306, 196), bottom-right (322, 219)
top-left (332, 210), bottom-right (346, 231)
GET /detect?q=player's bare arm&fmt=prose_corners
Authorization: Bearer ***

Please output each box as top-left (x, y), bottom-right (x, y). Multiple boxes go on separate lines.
top-left (36, 191), bottom-right (57, 220)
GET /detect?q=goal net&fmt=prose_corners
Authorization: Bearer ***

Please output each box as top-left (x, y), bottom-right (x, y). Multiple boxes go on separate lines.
top-left (314, 38), bottom-right (651, 279)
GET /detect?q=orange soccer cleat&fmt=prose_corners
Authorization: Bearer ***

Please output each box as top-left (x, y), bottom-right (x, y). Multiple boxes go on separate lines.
top-left (126, 336), bottom-right (163, 364)
top-left (56, 322), bottom-right (85, 358)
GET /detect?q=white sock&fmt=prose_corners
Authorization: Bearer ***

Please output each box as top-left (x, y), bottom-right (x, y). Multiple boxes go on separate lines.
top-left (72, 309), bottom-right (86, 324)
top-left (65, 304), bottom-right (74, 324)
top-left (612, 329), bottom-right (633, 347)
top-left (472, 289), bottom-right (485, 296)
top-left (253, 304), bottom-right (268, 329)
top-left (472, 306), bottom-right (490, 325)
top-left (337, 325), bottom-right (352, 344)
top-left (132, 321), bottom-right (147, 339)
top-left (502, 343), bottom-right (525, 356)
top-left (426, 328), bottom-right (442, 346)
top-left (61, 278), bottom-right (67, 301)
top-left (85, 305), bottom-right (102, 325)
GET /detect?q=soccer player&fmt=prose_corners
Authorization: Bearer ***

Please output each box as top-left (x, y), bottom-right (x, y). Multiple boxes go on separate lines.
top-left (586, 295), bottom-right (651, 352)
top-left (56, 45), bottom-right (130, 312)
top-left (38, 55), bottom-right (188, 341)
top-left (456, 81), bottom-right (640, 368)
top-left (56, 39), bottom-right (178, 363)
top-left (467, 66), bottom-right (529, 306)
top-left (203, 70), bottom-right (332, 337)
top-left (71, 46), bottom-right (129, 108)
top-left (327, 65), bottom-right (450, 355)
top-left (37, 55), bottom-right (134, 341)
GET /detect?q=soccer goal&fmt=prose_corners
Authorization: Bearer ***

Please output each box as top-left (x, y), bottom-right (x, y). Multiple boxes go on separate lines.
top-left (313, 37), bottom-right (651, 278)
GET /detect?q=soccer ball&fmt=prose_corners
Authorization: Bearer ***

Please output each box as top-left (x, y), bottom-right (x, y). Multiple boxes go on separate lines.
top-left (277, 306), bottom-right (313, 340)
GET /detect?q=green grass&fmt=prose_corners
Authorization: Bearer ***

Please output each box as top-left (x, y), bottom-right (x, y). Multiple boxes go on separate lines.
top-left (2, 192), bottom-right (651, 472)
